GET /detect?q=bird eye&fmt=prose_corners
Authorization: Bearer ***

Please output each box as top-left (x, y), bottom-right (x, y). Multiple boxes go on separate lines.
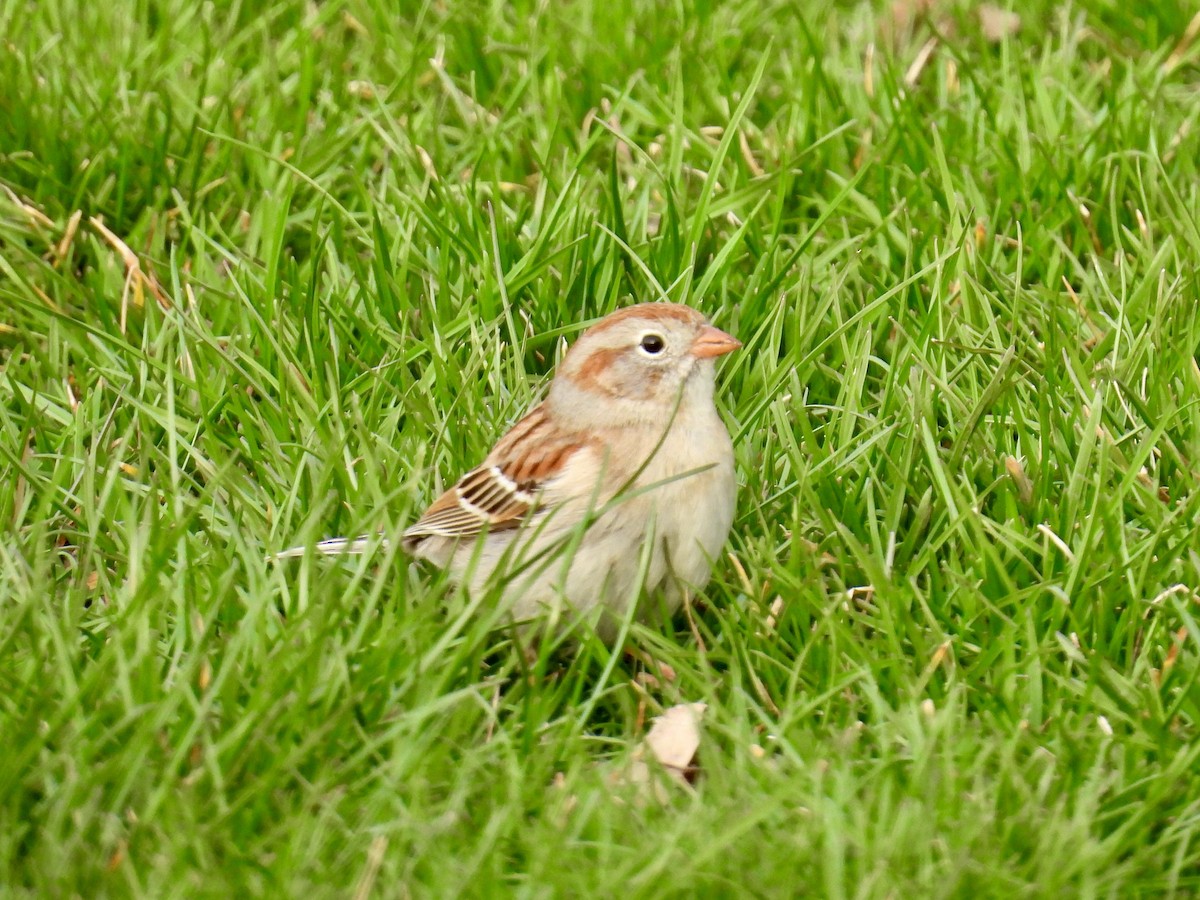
top-left (638, 333), bottom-right (666, 355)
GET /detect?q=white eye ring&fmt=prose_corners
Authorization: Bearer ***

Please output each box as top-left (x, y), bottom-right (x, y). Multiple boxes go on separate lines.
top-left (637, 332), bottom-right (666, 356)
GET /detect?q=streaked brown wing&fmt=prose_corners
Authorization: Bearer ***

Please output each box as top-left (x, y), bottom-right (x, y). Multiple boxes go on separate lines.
top-left (401, 404), bottom-right (586, 548)
top-left (402, 465), bottom-right (535, 543)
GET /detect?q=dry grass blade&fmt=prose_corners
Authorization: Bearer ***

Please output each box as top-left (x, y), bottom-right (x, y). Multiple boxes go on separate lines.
top-left (1164, 9), bottom-right (1200, 73)
top-left (904, 37), bottom-right (939, 87)
top-left (89, 216), bottom-right (173, 329)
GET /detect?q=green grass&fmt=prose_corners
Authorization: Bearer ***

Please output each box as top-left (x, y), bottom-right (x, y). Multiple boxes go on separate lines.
top-left (3, 0), bottom-right (1200, 894)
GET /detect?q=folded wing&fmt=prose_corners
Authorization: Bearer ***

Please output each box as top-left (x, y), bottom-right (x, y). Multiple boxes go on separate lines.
top-left (401, 404), bottom-right (588, 551)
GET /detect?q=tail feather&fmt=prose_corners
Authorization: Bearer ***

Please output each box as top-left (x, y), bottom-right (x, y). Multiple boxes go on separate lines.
top-left (270, 536), bottom-right (390, 560)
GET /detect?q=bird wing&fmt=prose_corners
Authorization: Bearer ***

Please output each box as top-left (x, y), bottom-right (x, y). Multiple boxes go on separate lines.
top-left (401, 404), bottom-right (589, 548)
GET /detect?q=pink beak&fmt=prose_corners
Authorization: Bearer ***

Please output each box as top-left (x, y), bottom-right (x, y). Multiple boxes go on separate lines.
top-left (691, 324), bottom-right (742, 359)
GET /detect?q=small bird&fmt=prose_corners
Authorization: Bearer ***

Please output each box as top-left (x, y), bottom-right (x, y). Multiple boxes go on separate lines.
top-left (286, 302), bottom-right (741, 640)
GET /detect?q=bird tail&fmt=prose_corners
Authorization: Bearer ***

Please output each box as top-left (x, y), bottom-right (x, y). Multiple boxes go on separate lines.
top-left (270, 536), bottom-right (389, 560)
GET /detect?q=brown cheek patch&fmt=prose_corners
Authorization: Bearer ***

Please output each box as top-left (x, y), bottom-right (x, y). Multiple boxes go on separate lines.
top-left (574, 346), bottom-right (624, 395)
top-left (571, 349), bottom-right (673, 404)
top-left (644, 366), bottom-right (665, 391)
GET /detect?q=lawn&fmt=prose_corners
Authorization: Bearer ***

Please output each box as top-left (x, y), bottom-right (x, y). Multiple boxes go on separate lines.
top-left (3, 0), bottom-right (1200, 895)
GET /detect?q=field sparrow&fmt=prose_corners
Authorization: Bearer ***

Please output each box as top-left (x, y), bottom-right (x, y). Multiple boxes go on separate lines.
top-left (285, 303), bottom-right (741, 640)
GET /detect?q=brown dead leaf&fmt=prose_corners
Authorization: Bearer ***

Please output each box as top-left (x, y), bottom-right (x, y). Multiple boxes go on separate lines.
top-left (52, 209), bottom-right (82, 267)
top-left (1004, 455), bottom-right (1034, 504)
top-left (738, 130), bottom-right (765, 177)
top-left (1, 184), bottom-right (54, 228)
top-left (622, 702), bottom-right (707, 801)
top-left (90, 216), bottom-right (172, 331)
top-left (979, 4), bottom-right (1020, 42)
top-left (642, 702), bottom-right (706, 781)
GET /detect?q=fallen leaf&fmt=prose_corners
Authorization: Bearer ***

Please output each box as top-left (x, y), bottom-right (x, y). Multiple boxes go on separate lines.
top-left (644, 702), bottom-right (706, 778)
top-left (618, 702), bottom-right (709, 803)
